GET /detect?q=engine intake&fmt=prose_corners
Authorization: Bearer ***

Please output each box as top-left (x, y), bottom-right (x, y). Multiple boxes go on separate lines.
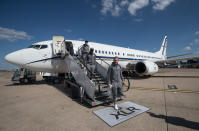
top-left (135, 61), bottom-right (158, 75)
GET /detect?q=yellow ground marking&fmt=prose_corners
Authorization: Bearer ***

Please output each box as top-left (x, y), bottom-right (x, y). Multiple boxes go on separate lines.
top-left (127, 87), bottom-right (199, 94)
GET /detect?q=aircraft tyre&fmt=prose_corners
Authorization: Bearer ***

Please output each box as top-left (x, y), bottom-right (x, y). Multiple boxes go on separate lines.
top-left (19, 78), bottom-right (24, 84)
top-left (24, 78), bottom-right (28, 83)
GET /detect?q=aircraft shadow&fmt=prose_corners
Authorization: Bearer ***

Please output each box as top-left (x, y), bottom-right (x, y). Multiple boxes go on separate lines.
top-left (48, 81), bottom-right (93, 108)
top-left (147, 112), bottom-right (199, 130)
top-left (4, 80), bottom-right (93, 108)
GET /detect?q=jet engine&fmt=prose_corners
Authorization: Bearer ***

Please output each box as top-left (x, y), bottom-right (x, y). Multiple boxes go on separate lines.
top-left (135, 61), bottom-right (158, 75)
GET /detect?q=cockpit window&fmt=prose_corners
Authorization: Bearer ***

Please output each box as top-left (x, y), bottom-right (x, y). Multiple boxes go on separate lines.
top-left (34, 45), bottom-right (41, 49)
top-left (28, 44), bottom-right (47, 49)
top-left (40, 45), bottom-right (48, 49)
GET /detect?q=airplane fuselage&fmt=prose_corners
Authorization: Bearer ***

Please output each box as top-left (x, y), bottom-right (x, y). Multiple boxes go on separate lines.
top-left (5, 37), bottom-right (167, 75)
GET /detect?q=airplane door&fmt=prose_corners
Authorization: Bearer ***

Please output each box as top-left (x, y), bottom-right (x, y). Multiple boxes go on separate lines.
top-left (52, 36), bottom-right (65, 56)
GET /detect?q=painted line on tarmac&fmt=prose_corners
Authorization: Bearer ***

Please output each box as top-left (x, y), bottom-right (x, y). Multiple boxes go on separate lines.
top-left (129, 87), bottom-right (199, 94)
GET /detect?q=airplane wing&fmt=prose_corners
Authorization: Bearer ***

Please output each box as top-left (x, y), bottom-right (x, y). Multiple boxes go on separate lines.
top-left (156, 56), bottom-right (199, 65)
top-left (166, 53), bottom-right (192, 59)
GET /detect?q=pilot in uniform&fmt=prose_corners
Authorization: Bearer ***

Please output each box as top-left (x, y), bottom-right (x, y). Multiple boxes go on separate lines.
top-left (107, 56), bottom-right (124, 110)
top-left (81, 40), bottom-right (90, 65)
top-left (87, 48), bottom-right (96, 78)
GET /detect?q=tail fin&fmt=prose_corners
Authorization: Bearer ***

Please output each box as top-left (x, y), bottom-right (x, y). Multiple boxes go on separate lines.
top-left (155, 36), bottom-right (167, 59)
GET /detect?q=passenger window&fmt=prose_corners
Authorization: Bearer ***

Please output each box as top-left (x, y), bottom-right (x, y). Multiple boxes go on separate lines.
top-left (112, 52), bottom-right (114, 55)
top-left (40, 45), bottom-right (48, 49)
top-left (95, 50), bottom-right (97, 53)
top-left (99, 50), bottom-right (101, 53)
top-left (115, 52), bottom-right (117, 55)
top-left (118, 52), bottom-right (120, 55)
top-left (123, 53), bottom-right (125, 56)
top-left (102, 51), bottom-right (104, 54)
top-left (109, 51), bottom-right (111, 54)
top-left (105, 51), bottom-right (107, 54)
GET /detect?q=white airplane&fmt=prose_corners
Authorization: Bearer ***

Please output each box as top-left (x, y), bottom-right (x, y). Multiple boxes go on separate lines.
top-left (5, 36), bottom-right (168, 76)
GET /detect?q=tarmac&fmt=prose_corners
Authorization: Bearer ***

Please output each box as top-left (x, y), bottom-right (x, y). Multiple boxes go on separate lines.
top-left (0, 68), bottom-right (199, 131)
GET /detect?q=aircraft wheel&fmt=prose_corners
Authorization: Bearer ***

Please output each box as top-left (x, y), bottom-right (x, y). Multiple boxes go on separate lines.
top-left (19, 78), bottom-right (24, 84)
top-left (24, 78), bottom-right (28, 83)
top-left (32, 79), bottom-right (36, 83)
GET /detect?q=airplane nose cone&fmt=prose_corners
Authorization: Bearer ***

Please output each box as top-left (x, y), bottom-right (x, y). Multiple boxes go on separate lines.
top-left (5, 51), bottom-right (23, 66)
top-left (5, 53), bottom-right (13, 63)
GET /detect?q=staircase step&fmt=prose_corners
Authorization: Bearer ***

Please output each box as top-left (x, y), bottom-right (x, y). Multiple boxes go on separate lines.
top-left (98, 82), bottom-right (107, 84)
top-left (92, 78), bottom-right (103, 81)
top-left (94, 92), bottom-right (109, 99)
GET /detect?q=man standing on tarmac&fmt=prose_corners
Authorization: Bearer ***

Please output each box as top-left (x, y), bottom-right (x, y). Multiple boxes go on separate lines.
top-left (81, 40), bottom-right (90, 65)
top-left (87, 48), bottom-right (96, 78)
top-left (107, 56), bottom-right (125, 110)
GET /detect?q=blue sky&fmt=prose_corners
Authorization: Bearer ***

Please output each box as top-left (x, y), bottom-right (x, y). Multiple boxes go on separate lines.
top-left (0, 0), bottom-right (199, 69)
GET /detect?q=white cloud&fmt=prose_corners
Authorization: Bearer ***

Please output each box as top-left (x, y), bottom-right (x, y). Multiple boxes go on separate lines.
top-left (112, 4), bottom-right (121, 16)
top-left (0, 27), bottom-right (32, 42)
top-left (100, 0), bottom-right (175, 17)
top-left (195, 38), bottom-right (199, 44)
top-left (120, 0), bottom-right (129, 6)
top-left (184, 46), bottom-right (192, 51)
top-left (128, 0), bottom-right (149, 16)
top-left (151, 0), bottom-right (175, 10)
top-left (134, 18), bottom-right (143, 22)
top-left (101, 0), bottom-right (121, 17)
top-left (195, 50), bottom-right (199, 54)
top-left (195, 31), bottom-right (199, 35)
top-left (78, 38), bottom-right (84, 41)
top-left (64, 29), bottom-right (72, 33)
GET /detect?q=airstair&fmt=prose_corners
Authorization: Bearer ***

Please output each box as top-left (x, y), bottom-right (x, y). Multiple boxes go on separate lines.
top-left (52, 36), bottom-right (129, 106)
